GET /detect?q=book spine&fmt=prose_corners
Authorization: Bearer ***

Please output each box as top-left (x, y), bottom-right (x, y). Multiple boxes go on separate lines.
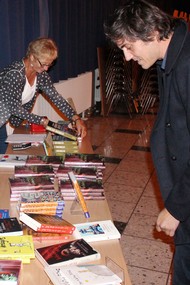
top-left (33, 235), bottom-right (70, 241)
top-left (37, 227), bottom-right (74, 234)
top-left (46, 126), bottom-right (77, 141)
top-left (53, 140), bottom-right (78, 145)
top-left (40, 224), bottom-right (75, 231)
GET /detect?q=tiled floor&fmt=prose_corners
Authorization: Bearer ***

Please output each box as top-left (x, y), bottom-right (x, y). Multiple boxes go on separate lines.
top-left (85, 110), bottom-right (174, 285)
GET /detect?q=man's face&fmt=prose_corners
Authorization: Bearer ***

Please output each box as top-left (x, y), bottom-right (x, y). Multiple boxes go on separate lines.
top-left (116, 36), bottom-right (160, 69)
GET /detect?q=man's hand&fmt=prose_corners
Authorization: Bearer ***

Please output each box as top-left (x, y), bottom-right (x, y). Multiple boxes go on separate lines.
top-left (156, 208), bottom-right (180, 237)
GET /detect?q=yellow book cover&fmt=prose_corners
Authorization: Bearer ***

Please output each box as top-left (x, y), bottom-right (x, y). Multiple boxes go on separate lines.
top-left (0, 235), bottom-right (35, 263)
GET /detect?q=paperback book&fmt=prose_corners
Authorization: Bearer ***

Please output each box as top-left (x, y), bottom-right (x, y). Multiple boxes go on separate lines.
top-left (73, 220), bottom-right (121, 242)
top-left (9, 176), bottom-right (55, 191)
top-left (60, 178), bottom-right (105, 200)
top-left (56, 165), bottom-right (103, 180)
top-left (0, 217), bottom-right (23, 236)
top-left (44, 264), bottom-right (122, 285)
top-left (19, 213), bottom-right (75, 234)
top-left (0, 210), bottom-right (9, 219)
top-left (0, 235), bottom-right (35, 263)
top-left (9, 176), bottom-right (55, 202)
top-left (14, 165), bottom-right (55, 177)
top-left (0, 260), bottom-right (22, 285)
top-left (64, 153), bottom-right (105, 169)
top-left (18, 191), bottom-right (65, 217)
top-left (35, 238), bottom-right (101, 267)
top-left (0, 154), bottom-right (27, 168)
top-left (26, 155), bottom-right (63, 171)
top-left (22, 225), bottom-right (71, 242)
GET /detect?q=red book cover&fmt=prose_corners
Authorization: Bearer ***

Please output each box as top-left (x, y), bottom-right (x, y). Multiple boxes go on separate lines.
top-left (35, 238), bottom-right (100, 267)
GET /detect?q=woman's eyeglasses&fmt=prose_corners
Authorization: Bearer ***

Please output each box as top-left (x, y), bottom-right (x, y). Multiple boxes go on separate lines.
top-left (36, 58), bottom-right (54, 68)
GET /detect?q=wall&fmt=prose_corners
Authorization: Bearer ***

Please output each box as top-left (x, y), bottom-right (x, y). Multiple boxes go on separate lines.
top-left (33, 71), bottom-right (93, 121)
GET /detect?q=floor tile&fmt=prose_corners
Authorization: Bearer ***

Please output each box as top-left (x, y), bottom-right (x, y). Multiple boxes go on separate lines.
top-left (104, 182), bottom-right (144, 204)
top-left (127, 266), bottom-right (170, 285)
top-left (117, 159), bottom-right (154, 176)
top-left (121, 235), bottom-right (173, 273)
top-left (107, 169), bottom-right (150, 189)
top-left (134, 195), bottom-right (164, 216)
top-left (106, 199), bottom-right (135, 222)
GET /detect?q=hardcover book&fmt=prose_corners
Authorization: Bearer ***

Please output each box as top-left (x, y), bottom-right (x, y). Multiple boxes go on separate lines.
top-left (0, 260), bottom-right (22, 285)
top-left (0, 217), bottom-right (23, 236)
top-left (14, 165), bottom-right (55, 177)
top-left (73, 220), bottom-right (121, 242)
top-left (44, 264), bottom-right (122, 285)
top-left (19, 213), bottom-right (75, 234)
top-left (52, 135), bottom-right (78, 145)
top-left (0, 235), bottom-right (35, 263)
top-left (46, 121), bottom-right (77, 141)
top-left (35, 238), bottom-right (101, 267)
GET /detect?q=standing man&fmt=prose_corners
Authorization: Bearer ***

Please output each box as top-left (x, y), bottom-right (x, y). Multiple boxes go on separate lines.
top-left (104, 1), bottom-right (190, 284)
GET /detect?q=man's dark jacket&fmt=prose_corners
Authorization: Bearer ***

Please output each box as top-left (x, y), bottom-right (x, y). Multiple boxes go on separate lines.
top-left (150, 20), bottom-right (190, 245)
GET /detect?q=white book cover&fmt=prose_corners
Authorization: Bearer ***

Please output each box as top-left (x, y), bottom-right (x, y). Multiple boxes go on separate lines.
top-left (44, 264), bottom-right (122, 285)
top-left (6, 134), bottom-right (46, 143)
top-left (0, 154), bottom-right (28, 167)
top-left (73, 220), bottom-right (121, 242)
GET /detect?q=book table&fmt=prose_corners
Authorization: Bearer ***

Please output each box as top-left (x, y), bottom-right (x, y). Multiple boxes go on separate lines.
top-left (1, 126), bottom-right (132, 285)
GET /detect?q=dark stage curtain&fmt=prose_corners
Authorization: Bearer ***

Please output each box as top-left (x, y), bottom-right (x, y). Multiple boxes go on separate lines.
top-left (1, 0), bottom-right (188, 83)
top-left (47, 0), bottom-right (121, 82)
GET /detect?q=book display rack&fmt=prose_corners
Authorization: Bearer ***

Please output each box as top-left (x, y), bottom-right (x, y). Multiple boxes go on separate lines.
top-left (0, 125), bottom-right (131, 285)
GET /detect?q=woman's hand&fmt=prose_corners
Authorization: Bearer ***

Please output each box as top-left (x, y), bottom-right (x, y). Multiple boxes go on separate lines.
top-left (75, 119), bottom-right (87, 139)
top-left (40, 117), bottom-right (49, 128)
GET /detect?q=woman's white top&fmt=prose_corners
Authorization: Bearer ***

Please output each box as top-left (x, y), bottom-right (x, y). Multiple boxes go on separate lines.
top-left (22, 76), bottom-right (37, 105)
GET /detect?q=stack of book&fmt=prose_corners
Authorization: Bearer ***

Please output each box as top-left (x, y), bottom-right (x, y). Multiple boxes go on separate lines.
top-left (9, 176), bottom-right (55, 202)
top-left (46, 121), bottom-right (80, 155)
top-left (20, 212), bottom-right (75, 242)
top-left (0, 235), bottom-right (35, 263)
top-left (25, 155), bottom-right (64, 172)
top-left (17, 190), bottom-right (65, 217)
top-left (56, 165), bottom-right (103, 180)
top-left (59, 178), bottom-right (105, 200)
top-left (52, 135), bottom-right (79, 155)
